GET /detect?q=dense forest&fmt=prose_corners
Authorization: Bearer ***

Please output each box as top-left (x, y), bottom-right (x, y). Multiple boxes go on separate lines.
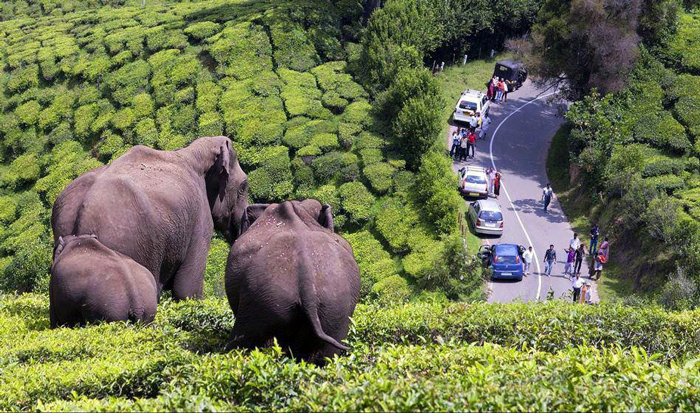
top-left (0, 0), bottom-right (698, 409)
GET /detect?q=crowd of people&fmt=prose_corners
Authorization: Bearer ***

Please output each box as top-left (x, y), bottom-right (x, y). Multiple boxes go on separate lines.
top-left (450, 114), bottom-right (491, 162)
top-left (487, 76), bottom-right (512, 104)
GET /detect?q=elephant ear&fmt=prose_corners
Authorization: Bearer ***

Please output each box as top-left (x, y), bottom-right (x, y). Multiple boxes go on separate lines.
top-left (215, 141), bottom-right (232, 201)
top-left (317, 204), bottom-right (334, 232)
top-left (54, 236), bottom-right (66, 261)
top-left (240, 203), bottom-right (270, 235)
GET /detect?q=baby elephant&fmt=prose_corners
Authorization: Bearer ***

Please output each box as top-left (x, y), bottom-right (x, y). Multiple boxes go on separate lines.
top-left (225, 199), bottom-right (360, 364)
top-left (49, 235), bottom-right (157, 328)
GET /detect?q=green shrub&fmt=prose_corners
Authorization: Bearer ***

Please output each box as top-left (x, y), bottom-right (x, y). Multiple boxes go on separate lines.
top-left (297, 145), bottom-right (321, 157)
top-left (292, 159), bottom-right (315, 192)
top-left (338, 181), bottom-right (375, 223)
top-left (248, 147), bottom-right (294, 202)
top-left (642, 157), bottom-right (686, 178)
top-left (633, 113), bottom-right (691, 154)
top-left (198, 112), bottom-right (223, 136)
top-left (308, 133), bottom-right (339, 152)
top-left (209, 22), bottom-right (273, 79)
top-left (370, 275), bottom-right (412, 303)
top-left (312, 184), bottom-right (341, 214)
top-left (131, 93), bottom-right (154, 119)
top-left (270, 23), bottom-right (320, 72)
top-left (321, 91), bottom-right (349, 112)
top-left (416, 151), bottom-right (461, 234)
top-left (1, 153), bottom-right (41, 189)
top-left (7, 64), bottom-right (39, 93)
top-left (311, 151), bottom-right (359, 183)
top-left (341, 100), bottom-right (372, 126)
top-left (184, 21), bottom-right (221, 40)
top-left (134, 118), bottom-right (158, 147)
top-left (15, 100), bottom-right (41, 126)
top-left (646, 174), bottom-right (686, 194)
top-left (374, 197), bottom-right (420, 253)
top-left (203, 237), bottom-right (229, 298)
top-left (360, 148), bottom-right (384, 166)
top-left (111, 107), bottom-right (135, 131)
top-left (344, 230), bottom-right (399, 297)
top-left (393, 95), bottom-right (443, 170)
top-left (363, 162), bottom-right (394, 194)
top-left (195, 81), bottom-right (221, 113)
top-left (658, 270), bottom-right (698, 311)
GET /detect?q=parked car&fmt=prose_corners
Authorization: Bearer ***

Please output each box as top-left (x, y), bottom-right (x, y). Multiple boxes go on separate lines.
top-left (492, 59), bottom-right (527, 91)
top-left (467, 199), bottom-right (504, 236)
top-left (453, 89), bottom-right (490, 124)
top-left (477, 244), bottom-right (525, 281)
top-left (458, 166), bottom-right (488, 199)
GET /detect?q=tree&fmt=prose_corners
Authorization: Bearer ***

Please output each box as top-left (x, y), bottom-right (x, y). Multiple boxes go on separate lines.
top-left (524, 0), bottom-right (643, 100)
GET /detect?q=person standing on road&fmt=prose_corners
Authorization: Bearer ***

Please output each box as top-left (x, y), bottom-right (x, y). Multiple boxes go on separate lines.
top-left (487, 79), bottom-right (495, 101)
top-left (564, 247), bottom-right (575, 278)
top-left (470, 114), bottom-right (480, 130)
top-left (522, 246), bottom-right (534, 276)
top-left (574, 244), bottom-right (586, 275)
top-left (542, 183), bottom-right (554, 212)
top-left (494, 170), bottom-right (502, 198)
top-left (503, 80), bottom-right (510, 102)
top-left (467, 129), bottom-right (477, 158)
top-left (569, 233), bottom-right (580, 250)
top-left (479, 114), bottom-right (491, 140)
top-left (495, 79), bottom-right (504, 103)
top-left (589, 223), bottom-right (600, 255)
top-left (543, 244), bottom-right (557, 277)
top-left (487, 167), bottom-right (496, 196)
top-left (571, 273), bottom-right (584, 303)
top-left (459, 131), bottom-right (468, 161)
top-left (591, 254), bottom-right (603, 280)
top-left (450, 131), bottom-right (460, 159)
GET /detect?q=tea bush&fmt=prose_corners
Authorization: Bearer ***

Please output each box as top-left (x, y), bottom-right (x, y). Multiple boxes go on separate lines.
top-left (0, 295), bottom-right (697, 411)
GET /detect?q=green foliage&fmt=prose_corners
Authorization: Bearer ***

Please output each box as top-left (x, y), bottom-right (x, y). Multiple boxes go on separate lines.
top-left (370, 275), bottom-right (412, 303)
top-left (662, 12), bottom-right (700, 74)
top-left (203, 237), bottom-right (228, 298)
top-left (374, 197), bottom-right (420, 253)
top-left (416, 151), bottom-right (461, 235)
top-left (393, 94), bottom-right (444, 170)
top-left (270, 23), bottom-right (320, 72)
top-left (344, 230), bottom-right (399, 297)
top-left (248, 147), bottom-right (294, 202)
top-left (1, 154), bottom-right (41, 189)
top-left (363, 162), bottom-right (395, 194)
top-left (311, 151), bottom-right (359, 183)
top-left (338, 181), bottom-right (375, 223)
top-left (184, 21), bottom-right (221, 41)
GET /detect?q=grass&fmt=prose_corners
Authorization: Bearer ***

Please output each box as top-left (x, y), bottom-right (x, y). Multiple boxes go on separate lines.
top-left (546, 126), bottom-right (641, 302)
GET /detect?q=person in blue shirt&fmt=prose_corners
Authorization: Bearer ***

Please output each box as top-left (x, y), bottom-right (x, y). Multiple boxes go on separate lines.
top-left (589, 223), bottom-right (600, 255)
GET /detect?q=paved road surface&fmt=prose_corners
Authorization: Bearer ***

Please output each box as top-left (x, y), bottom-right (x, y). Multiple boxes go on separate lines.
top-left (447, 80), bottom-right (598, 303)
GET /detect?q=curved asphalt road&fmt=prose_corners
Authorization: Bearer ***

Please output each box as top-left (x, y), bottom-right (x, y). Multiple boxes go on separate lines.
top-left (448, 80), bottom-right (598, 303)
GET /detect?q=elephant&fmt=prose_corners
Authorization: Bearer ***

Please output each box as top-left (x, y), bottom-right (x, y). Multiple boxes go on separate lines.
top-left (225, 199), bottom-right (360, 364)
top-left (51, 136), bottom-right (248, 302)
top-left (49, 234), bottom-right (158, 327)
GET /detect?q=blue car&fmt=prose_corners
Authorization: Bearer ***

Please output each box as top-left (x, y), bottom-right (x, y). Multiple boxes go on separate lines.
top-left (478, 244), bottom-right (524, 281)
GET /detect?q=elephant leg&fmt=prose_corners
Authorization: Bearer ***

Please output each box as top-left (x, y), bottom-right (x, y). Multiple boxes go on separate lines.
top-left (171, 238), bottom-right (208, 301)
top-left (227, 315), bottom-right (270, 350)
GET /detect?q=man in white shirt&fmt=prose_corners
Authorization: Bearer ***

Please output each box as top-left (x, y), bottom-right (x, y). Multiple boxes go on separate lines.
top-left (479, 115), bottom-right (491, 140)
top-left (569, 233), bottom-right (580, 250)
top-left (571, 273), bottom-right (584, 303)
top-left (522, 246), bottom-right (534, 275)
top-left (542, 183), bottom-right (554, 212)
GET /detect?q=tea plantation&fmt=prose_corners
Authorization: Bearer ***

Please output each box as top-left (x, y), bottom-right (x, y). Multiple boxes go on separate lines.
top-left (0, 0), bottom-right (480, 301)
top-left (0, 294), bottom-right (697, 411)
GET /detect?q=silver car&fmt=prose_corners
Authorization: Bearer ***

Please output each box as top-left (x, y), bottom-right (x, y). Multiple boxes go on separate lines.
top-left (468, 199), bottom-right (504, 236)
top-left (459, 166), bottom-right (488, 199)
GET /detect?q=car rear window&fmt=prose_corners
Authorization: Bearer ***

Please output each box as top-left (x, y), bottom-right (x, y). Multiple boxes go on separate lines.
top-left (494, 245), bottom-right (518, 257)
top-left (494, 255), bottom-right (518, 264)
top-left (479, 210), bottom-right (503, 221)
top-left (466, 174), bottom-right (486, 184)
top-left (459, 100), bottom-right (478, 111)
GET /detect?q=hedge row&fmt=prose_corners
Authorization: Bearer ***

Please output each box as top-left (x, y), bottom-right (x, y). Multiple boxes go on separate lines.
top-left (0, 295), bottom-right (697, 411)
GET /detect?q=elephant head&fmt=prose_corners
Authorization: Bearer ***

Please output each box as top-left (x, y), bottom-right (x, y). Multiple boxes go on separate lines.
top-left (240, 199), bottom-right (334, 235)
top-left (185, 136), bottom-right (249, 242)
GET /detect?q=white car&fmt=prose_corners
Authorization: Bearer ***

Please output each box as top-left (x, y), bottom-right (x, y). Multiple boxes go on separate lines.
top-left (458, 166), bottom-right (488, 199)
top-left (453, 89), bottom-right (490, 125)
top-left (468, 199), bottom-right (504, 236)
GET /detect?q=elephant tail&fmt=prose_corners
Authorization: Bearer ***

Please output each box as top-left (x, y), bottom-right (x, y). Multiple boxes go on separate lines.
top-left (297, 249), bottom-right (350, 352)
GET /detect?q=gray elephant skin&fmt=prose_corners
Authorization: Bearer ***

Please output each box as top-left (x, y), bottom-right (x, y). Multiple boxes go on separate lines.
top-left (225, 199), bottom-right (360, 364)
top-left (51, 136), bottom-right (249, 311)
top-left (50, 235), bottom-right (158, 327)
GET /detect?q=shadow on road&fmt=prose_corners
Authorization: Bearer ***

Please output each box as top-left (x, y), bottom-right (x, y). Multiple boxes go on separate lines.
top-left (508, 198), bottom-right (569, 224)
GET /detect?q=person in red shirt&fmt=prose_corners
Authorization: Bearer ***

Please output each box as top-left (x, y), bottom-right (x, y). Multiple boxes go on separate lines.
top-left (494, 170), bottom-right (502, 197)
top-left (467, 129), bottom-right (477, 158)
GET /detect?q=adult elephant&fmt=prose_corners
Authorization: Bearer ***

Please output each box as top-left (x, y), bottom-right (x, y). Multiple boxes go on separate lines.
top-left (52, 136), bottom-right (248, 301)
top-left (225, 199), bottom-right (360, 364)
